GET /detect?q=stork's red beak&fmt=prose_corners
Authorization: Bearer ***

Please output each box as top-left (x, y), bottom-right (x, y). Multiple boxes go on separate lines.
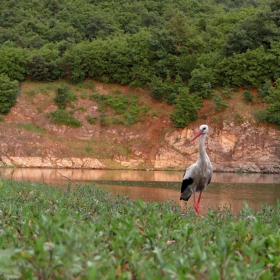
top-left (191, 130), bottom-right (203, 142)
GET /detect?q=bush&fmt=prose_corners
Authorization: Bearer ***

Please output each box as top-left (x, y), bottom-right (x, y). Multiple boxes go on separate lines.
top-left (213, 93), bottom-right (229, 112)
top-left (86, 115), bottom-right (97, 124)
top-left (243, 90), bottom-right (253, 103)
top-left (0, 74), bottom-right (19, 114)
top-left (54, 84), bottom-right (77, 109)
top-left (258, 80), bottom-right (271, 98)
top-left (235, 113), bottom-right (244, 124)
top-left (189, 67), bottom-right (214, 98)
top-left (171, 89), bottom-right (201, 128)
top-left (266, 103), bottom-right (280, 126)
top-left (254, 110), bottom-right (268, 123)
top-left (48, 110), bottom-right (82, 128)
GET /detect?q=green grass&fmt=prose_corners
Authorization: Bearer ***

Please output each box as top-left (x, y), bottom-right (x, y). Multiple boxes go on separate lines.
top-left (17, 123), bottom-right (45, 133)
top-left (0, 179), bottom-right (279, 279)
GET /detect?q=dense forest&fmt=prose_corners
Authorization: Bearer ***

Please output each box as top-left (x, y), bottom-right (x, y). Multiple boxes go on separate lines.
top-left (1, 0), bottom-right (280, 127)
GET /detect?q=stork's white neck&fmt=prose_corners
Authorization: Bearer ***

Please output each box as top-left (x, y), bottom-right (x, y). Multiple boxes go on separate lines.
top-left (198, 133), bottom-right (207, 161)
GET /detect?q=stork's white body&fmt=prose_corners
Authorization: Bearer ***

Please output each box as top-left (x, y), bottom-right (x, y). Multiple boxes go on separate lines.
top-left (180, 125), bottom-right (213, 214)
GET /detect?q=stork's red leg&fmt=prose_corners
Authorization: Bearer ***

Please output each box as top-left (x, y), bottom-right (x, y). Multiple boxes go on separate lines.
top-left (194, 191), bottom-right (202, 215)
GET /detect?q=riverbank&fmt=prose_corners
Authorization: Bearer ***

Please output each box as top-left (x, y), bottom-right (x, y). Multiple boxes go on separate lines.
top-left (1, 155), bottom-right (280, 174)
top-left (0, 179), bottom-right (279, 279)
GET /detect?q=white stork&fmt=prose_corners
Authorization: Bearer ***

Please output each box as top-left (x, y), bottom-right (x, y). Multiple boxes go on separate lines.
top-left (180, 124), bottom-right (213, 214)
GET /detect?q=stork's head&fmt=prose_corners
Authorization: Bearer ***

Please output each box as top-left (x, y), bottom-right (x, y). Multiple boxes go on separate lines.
top-left (191, 124), bottom-right (209, 142)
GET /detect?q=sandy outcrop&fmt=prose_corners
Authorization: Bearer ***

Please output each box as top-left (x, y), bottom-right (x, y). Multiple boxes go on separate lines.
top-left (0, 156), bottom-right (105, 169)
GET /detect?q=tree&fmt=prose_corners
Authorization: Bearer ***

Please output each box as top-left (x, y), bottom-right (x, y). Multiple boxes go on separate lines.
top-left (188, 66), bottom-right (214, 98)
top-left (218, 46), bottom-right (276, 88)
top-left (26, 53), bottom-right (62, 81)
top-left (0, 74), bottom-right (19, 114)
top-left (223, 11), bottom-right (280, 57)
top-left (263, 78), bottom-right (280, 126)
top-left (258, 80), bottom-right (272, 98)
top-left (171, 89), bottom-right (201, 128)
top-left (0, 46), bottom-right (26, 81)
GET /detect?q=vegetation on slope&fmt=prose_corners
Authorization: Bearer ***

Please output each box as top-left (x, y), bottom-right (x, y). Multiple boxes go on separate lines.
top-left (0, 179), bottom-right (279, 279)
top-left (1, 0), bottom-right (280, 126)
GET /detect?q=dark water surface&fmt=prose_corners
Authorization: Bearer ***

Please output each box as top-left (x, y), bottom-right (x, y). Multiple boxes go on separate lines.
top-left (1, 168), bottom-right (280, 214)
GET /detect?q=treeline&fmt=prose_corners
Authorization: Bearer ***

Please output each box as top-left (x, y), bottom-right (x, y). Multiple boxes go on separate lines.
top-left (1, 0), bottom-right (280, 126)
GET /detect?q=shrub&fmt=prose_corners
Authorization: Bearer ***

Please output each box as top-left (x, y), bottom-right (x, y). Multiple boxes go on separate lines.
top-left (221, 87), bottom-right (233, 99)
top-left (213, 93), bottom-right (229, 112)
top-left (48, 110), bottom-right (82, 128)
top-left (243, 90), bottom-right (253, 103)
top-left (235, 113), bottom-right (244, 124)
top-left (54, 84), bottom-right (77, 109)
top-left (100, 113), bottom-right (110, 126)
top-left (258, 80), bottom-right (271, 98)
top-left (0, 74), bottom-right (19, 114)
top-left (86, 115), bottom-right (97, 124)
top-left (266, 103), bottom-right (280, 126)
top-left (254, 110), bottom-right (268, 123)
top-left (171, 89), bottom-right (201, 128)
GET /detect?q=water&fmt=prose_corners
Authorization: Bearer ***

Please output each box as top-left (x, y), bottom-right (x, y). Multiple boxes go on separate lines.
top-left (1, 168), bottom-right (280, 214)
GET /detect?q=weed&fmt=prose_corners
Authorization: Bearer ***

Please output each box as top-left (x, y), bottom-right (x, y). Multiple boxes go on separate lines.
top-left (25, 89), bottom-right (37, 96)
top-left (235, 113), bottom-right (244, 124)
top-left (85, 146), bottom-right (93, 153)
top-left (80, 91), bottom-right (88, 99)
top-left (86, 115), bottom-right (97, 125)
top-left (17, 123), bottom-right (45, 133)
top-left (77, 106), bottom-right (86, 112)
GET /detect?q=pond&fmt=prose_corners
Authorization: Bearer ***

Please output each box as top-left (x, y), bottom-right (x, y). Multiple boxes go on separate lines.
top-left (1, 168), bottom-right (280, 214)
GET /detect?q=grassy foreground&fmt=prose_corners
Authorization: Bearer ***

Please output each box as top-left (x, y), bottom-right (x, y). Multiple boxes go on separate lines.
top-left (0, 179), bottom-right (279, 280)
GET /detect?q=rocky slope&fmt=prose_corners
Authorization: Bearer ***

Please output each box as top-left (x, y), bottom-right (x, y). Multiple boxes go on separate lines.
top-left (1, 81), bottom-right (279, 173)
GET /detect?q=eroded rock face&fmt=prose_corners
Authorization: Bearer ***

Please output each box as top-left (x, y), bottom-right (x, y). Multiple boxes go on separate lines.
top-left (156, 123), bottom-right (280, 173)
top-left (0, 156), bottom-right (105, 169)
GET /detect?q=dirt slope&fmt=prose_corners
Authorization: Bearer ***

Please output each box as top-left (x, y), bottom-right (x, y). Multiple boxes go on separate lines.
top-left (1, 80), bottom-right (279, 172)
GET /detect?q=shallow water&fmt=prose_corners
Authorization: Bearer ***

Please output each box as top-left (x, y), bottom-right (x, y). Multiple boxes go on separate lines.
top-left (1, 168), bottom-right (280, 214)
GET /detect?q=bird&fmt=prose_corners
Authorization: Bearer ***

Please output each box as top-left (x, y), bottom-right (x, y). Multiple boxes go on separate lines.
top-left (180, 124), bottom-right (213, 215)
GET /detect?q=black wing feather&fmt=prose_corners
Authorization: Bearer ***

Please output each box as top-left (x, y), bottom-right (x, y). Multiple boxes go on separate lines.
top-left (180, 177), bottom-right (194, 193)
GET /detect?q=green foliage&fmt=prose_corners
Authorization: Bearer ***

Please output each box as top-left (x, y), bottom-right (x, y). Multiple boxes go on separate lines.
top-left (213, 93), bottom-right (229, 112)
top-left (221, 87), bottom-right (233, 99)
top-left (254, 110), bottom-right (268, 123)
top-left (258, 80), bottom-right (272, 98)
top-left (257, 78), bottom-right (280, 126)
top-left (48, 110), bottom-right (82, 128)
top-left (17, 123), bottom-right (44, 133)
top-left (86, 115), bottom-right (97, 125)
top-left (243, 90), bottom-right (254, 103)
top-left (218, 46), bottom-right (277, 88)
top-left (188, 66), bottom-right (214, 98)
top-left (0, 179), bottom-right (280, 279)
top-left (223, 10), bottom-right (280, 56)
top-left (1, 0), bottom-right (280, 124)
top-left (0, 74), bottom-right (19, 114)
top-left (54, 84), bottom-right (77, 109)
top-left (149, 74), bottom-right (185, 104)
top-left (171, 89), bottom-right (201, 128)
top-left (266, 103), bottom-right (280, 126)
top-left (89, 93), bottom-right (149, 125)
top-left (235, 113), bottom-right (244, 124)
top-left (0, 46), bottom-right (26, 81)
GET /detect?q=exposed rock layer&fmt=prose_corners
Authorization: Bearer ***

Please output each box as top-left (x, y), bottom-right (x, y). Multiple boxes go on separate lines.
top-left (1, 122), bottom-right (279, 173)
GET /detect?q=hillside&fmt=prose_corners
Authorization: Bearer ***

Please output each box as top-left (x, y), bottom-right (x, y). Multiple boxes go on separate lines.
top-left (1, 80), bottom-right (279, 173)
